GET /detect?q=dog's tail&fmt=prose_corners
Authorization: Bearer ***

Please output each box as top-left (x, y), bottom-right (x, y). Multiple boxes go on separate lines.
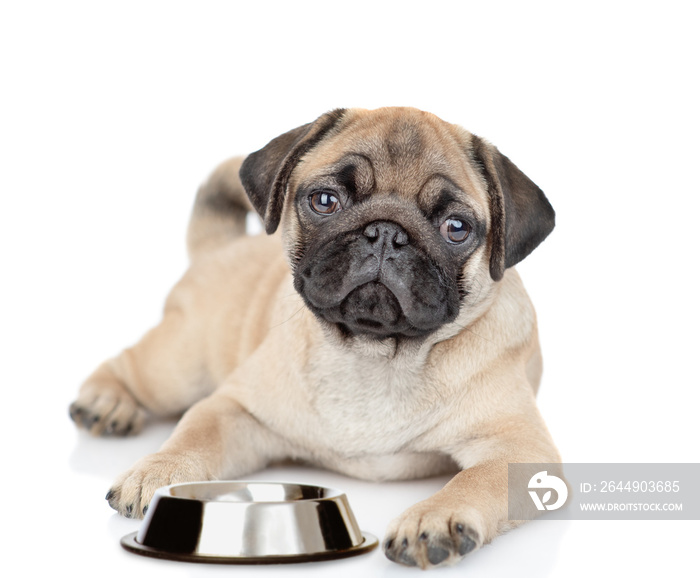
top-left (186, 156), bottom-right (256, 260)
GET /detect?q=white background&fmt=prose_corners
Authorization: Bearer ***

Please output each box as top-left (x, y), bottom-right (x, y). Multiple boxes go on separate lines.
top-left (1, 1), bottom-right (698, 576)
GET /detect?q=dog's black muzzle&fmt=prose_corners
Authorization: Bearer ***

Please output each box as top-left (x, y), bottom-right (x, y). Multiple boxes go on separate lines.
top-left (295, 216), bottom-right (460, 339)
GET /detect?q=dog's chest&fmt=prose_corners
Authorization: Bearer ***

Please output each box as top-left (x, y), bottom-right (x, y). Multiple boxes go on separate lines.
top-left (303, 348), bottom-right (446, 455)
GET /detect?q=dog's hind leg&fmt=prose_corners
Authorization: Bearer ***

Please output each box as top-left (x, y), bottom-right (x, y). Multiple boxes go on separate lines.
top-left (69, 300), bottom-right (215, 436)
top-left (70, 156), bottom-right (257, 436)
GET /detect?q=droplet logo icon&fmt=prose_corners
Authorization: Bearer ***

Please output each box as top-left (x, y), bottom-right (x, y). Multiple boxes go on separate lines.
top-left (528, 471), bottom-right (568, 511)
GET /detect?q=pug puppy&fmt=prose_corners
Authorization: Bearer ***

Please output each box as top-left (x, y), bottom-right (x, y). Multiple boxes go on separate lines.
top-left (69, 107), bottom-right (560, 569)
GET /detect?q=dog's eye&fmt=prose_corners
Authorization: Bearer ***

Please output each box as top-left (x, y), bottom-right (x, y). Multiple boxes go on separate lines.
top-left (309, 191), bottom-right (342, 215)
top-left (440, 218), bottom-right (471, 243)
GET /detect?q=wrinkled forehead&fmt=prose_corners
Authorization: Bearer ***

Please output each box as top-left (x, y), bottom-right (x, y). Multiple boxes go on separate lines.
top-left (292, 108), bottom-right (489, 213)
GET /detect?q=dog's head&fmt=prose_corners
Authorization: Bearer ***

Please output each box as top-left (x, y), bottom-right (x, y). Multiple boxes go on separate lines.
top-left (240, 107), bottom-right (554, 342)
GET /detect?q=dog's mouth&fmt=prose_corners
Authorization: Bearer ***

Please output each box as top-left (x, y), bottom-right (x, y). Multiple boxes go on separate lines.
top-left (319, 280), bottom-right (426, 338)
top-left (297, 273), bottom-right (456, 340)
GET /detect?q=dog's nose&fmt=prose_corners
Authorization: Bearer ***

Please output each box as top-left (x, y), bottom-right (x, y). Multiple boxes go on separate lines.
top-left (363, 221), bottom-right (409, 248)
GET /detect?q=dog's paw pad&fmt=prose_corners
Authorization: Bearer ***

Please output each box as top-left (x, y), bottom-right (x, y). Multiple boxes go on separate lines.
top-left (383, 511), bottom-right (482, 569)
top-left (422, 533), bottom-right (451, 565)
top-left (455, 522), bottom-right (477, 555)
top-left (383, 537), bottom-right (417, 567)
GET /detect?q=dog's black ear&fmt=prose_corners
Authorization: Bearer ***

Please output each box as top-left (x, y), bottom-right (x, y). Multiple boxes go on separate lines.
top-left (239, 109), bottom-right (347, 234)
top-left (470, 135), bottom-right (555, 281)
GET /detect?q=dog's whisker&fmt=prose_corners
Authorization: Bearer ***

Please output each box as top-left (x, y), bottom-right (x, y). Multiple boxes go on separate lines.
top-left (270, 305), bottom-right (306, 329)
top-left (464, 326), bottom-right (495, 344)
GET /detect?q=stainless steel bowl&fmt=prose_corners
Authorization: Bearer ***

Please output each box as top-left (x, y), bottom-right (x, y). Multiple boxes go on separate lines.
top-left (120, 481), bottom-right (378, 564)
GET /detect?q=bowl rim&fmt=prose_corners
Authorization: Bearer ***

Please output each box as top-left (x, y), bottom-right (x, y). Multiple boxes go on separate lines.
top-left (120, 530), bottom-right (379, 564)
top-left (157, 480), bottom-right (347, 504)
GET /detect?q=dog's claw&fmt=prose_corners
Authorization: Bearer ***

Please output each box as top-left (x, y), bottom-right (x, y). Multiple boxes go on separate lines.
top-left (383, 538), bottom-right (395, 561)
top-left (453, 522), bottom-right (477, 555)
top-left (396, 538), bottom-right (417, 566)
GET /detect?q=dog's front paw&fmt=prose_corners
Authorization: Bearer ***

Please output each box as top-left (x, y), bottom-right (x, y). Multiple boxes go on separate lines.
top-left (106, 453), bottom-right (209, 519)
top-left (383, 500), bottom-right (482, 569)
top-left (69, 377), bottom-right (145, 437)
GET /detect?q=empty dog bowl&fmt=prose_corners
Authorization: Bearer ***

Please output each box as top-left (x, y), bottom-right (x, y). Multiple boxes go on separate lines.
top-left (120, 481), bottom-right (378, 564)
